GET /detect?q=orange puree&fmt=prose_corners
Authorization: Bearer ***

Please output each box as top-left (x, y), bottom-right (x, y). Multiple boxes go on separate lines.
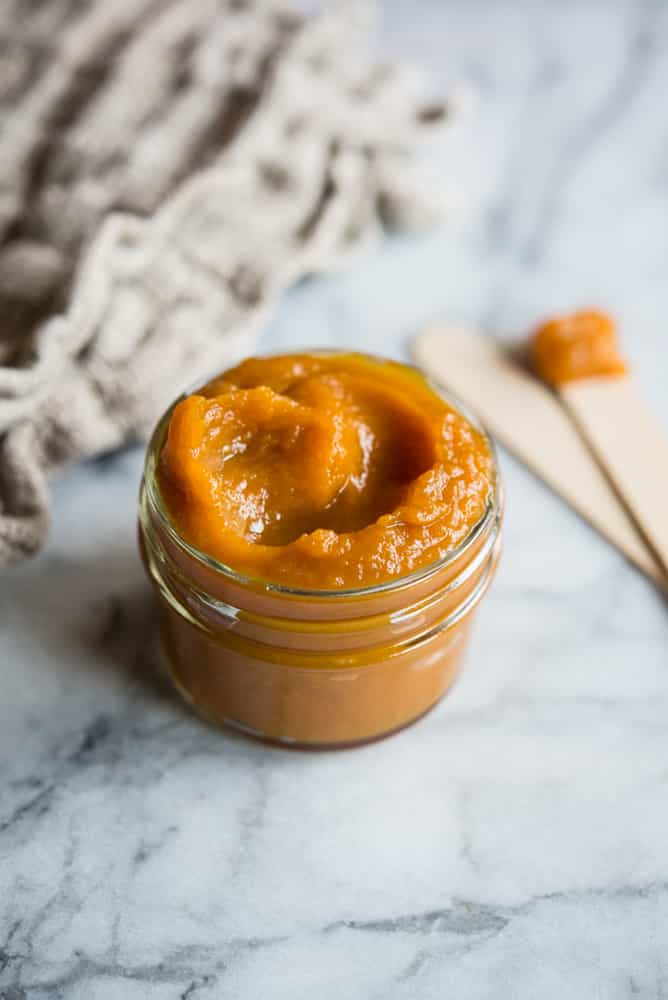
top-left (157, 352), bottom-right (493, 589)
top-left (531, 309), bottom-right (628, 386)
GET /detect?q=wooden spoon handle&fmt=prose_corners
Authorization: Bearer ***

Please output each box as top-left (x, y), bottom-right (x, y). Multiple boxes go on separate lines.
top-left (562, 376), bottom-right (668, 580)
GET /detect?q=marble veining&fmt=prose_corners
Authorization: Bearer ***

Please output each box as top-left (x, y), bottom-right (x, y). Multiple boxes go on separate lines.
top-left (2, 1), bottom-right (668, 997)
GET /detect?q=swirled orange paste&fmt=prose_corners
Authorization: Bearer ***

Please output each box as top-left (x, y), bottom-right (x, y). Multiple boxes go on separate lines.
top-left (157, 353), bottom-right (493, 589)
top-left (531, 309), bottom-right (628, 386)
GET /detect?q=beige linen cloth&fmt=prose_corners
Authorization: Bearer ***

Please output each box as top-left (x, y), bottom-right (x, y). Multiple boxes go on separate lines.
top-left (0, 0), bottom-right (447, 565)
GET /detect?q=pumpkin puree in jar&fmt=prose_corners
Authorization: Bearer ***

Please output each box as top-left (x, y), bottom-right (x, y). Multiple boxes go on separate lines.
top-left (157, 352), bottom-right (494, 589)
top-left (531, 309), bottom-right (627, 386)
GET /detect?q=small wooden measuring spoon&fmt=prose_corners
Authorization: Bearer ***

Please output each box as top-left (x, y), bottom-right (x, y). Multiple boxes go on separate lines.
top-left (531, 309), bottom-right (668, 581)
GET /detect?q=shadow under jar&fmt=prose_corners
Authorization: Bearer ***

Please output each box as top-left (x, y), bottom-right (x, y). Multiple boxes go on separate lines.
top-left (138, 356), bottom-right (503, 748)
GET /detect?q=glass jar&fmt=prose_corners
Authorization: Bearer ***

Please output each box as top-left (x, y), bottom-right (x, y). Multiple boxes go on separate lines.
top-left (138, 364), bottom-right (503, 748)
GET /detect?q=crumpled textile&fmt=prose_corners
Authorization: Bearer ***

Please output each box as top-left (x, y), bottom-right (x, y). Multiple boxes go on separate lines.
top-left (0, 0), bottom-right (447, 565)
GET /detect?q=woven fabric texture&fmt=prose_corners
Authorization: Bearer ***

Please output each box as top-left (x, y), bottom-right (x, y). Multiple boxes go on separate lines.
top-left (0, 0), bottom-right (447, 564)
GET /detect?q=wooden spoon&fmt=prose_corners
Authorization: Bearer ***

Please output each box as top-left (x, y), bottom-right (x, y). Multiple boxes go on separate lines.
top-left (413, 324), bottom-right (667, 591)
top-left (531, 309), bottom-right (668, 582)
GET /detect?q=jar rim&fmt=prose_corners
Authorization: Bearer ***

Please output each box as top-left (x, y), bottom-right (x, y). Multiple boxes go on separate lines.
top-left (141, 350), bottom-right (502, 600)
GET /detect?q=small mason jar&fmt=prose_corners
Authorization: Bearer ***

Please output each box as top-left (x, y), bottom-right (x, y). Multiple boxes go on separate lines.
top-left (138, 365), bottom-right (503, 748)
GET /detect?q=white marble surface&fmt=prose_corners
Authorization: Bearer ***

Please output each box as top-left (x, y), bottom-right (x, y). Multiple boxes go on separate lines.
top-left (2, 1), bottom-right (668, 997)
